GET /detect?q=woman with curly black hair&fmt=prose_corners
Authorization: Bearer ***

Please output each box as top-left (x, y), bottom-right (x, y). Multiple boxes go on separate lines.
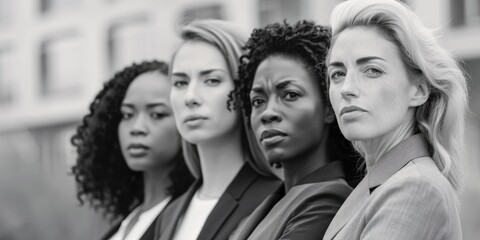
top-left (71, 60), bottom-right (193, 240)
top-left (230, 20), bottom-right (358, 240)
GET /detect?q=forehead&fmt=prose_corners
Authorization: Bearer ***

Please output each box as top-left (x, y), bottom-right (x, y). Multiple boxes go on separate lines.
top-left (329, 26), bottom-right (401, 63)
top-left (254, 56), bottom-right (312, 82)
top-left (123, 72), bottom-right (170, 101)
top-left (172, 41), bottom-right (228, 73)
top-left (252, 55), bottom-right (319, 90)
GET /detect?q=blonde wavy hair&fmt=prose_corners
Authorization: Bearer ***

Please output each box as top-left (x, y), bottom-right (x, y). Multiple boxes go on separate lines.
top-left (329, 0), bottom-right (468, 192)
top-left (170, 19), bottom-right (276, 179)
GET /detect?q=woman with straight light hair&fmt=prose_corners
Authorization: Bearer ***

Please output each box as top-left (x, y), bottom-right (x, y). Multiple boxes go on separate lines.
top-left (154, 19), bottom-right (281, 240)
top-left (323, 0), bottom-right (468, 239)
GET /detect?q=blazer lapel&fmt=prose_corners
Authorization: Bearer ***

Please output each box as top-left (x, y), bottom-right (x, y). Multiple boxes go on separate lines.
top-left (99, 220), bottom-right (122, 240)
top-left (197, 164), bottom-right (258, 240)
top-left (235, 185), bottom-right (284, 240)
top-left (157, 181), bottom-right (200, 240)
top-left (323, 134), bottom-right (430, 239)
top-left (323, 176), bottom-right (369, 240)
top-left (139, 217), bottom-right (158, 240)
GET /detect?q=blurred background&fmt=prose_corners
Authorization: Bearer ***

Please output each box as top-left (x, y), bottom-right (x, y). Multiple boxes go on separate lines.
top-left (0, 0), bottom-right (479, 239)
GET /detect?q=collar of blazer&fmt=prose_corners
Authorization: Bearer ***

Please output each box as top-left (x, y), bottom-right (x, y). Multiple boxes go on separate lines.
top-left (197, 163), bottom-right (259, 240)
top-left (157, 163), bottom-right (260, 240)
top-left (323, 134), bottom-right (430, 240)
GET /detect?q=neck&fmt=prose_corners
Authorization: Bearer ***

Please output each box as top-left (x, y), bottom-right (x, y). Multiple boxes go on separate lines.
top-left (196, 128), bottom-right (245, 199)
top-left (282, 127), bottom-right (330, 192)
top-left (142, 166), bottom-right (172, 211)
top-left (361, 113), bottom-right (416, 171)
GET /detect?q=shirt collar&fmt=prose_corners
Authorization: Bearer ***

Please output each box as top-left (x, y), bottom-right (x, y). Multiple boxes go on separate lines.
top-left (368, 134), bottom-right (430, 190)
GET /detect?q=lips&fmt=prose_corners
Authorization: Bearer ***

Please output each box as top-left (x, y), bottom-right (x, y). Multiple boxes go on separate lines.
top-left (127, 143), bottom-right (150, 157)
top-left (260, 129), bottom-right (287, 146)
top-left (340, 105), bottom-right (367, 116)
top-left (184, 114), bottom-right (208, 123)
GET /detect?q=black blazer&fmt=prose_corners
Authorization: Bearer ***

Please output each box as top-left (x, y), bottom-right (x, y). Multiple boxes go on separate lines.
top-left (100, 215), bottom-right (158, 240)
top-left (155, 163), bottom-right (281, 240)
top-left (232, 161), bottom-right (353, 240)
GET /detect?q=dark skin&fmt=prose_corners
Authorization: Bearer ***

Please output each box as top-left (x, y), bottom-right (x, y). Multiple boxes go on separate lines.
top-left (250, 55), bottom-right (333, 191)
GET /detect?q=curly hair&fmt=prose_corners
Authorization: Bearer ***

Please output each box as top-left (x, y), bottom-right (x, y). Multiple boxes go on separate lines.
top-left (236, 20), bottom-right (331, 117)
top-left (71, 60), bottom-right (193, 220)
top-left (236, 20), bottom-right (363, 186)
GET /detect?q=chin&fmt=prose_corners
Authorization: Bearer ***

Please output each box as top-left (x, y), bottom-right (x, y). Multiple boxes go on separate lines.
top-left (265, 150), bottom-right (286, 166)
top-left (125, 160), bottom-right (151, 172)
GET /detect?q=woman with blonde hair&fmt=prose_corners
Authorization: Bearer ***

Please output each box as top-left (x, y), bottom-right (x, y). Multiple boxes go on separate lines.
top-left (154, 19), bottom-right (281, 240)
top-left (324, 0), bottom-right (468, 239)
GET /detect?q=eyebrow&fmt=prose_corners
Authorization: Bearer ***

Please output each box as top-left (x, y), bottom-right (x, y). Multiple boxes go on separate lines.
top-left (250, 80), bottom-right (294, 94)
top-left (171, 68), bottom-right (226, 78)
top-left (329, 56), bottom-right (386, 67)
top-left (121, 102), bottom-right (168, 109)
top-left (276, 80), bottom-right (293, 90)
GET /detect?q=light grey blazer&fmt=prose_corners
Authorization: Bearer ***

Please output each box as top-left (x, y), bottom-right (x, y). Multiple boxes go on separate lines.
top-left (323, 134), bottom-right (462, 240)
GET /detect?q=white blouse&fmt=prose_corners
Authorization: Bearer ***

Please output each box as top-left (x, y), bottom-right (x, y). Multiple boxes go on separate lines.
top-left (173, 191), bottom-right (219, 240)
top-left (109, 196), bottom-right (171, 240)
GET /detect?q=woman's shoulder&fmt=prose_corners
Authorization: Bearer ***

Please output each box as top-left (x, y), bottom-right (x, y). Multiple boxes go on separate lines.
top-left (369, 156), bottom-right (460, 214)
top-left (385, 156), bottom-right (456, 198)
top-left (281, 179), bottom-right (352, 210)
top-left (296, 178), bottom-right (352, 198)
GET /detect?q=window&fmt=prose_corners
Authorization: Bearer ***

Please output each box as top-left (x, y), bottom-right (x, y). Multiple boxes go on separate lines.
top-left (180, 4), bottom-right (224, 25)
top-left (465, 0), bottom-right (480, 24)
top-left (40, 0), bottom-right (79, 14)
top-left (258, 0), bottom-right (305, 27)
top-left (0, 49), bottom-right (15, 104)
top-left (40, 35), bottom-right (83, 97)
top-left (108, 17), bottom-right (156, 73)
top-left (0, 0), bottom-right (13, 26)
top-left (451, 0), bottom-right (480, 27)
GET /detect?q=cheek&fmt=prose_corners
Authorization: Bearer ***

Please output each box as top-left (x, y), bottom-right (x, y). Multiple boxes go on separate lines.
top-left (117, 123), bottom-right (128, 146)
top-left (250, 111), bottom-right (262, 133)
top-left (169, 92), bottom-right (183, 111)
top-left (329, 87), bottom-right (342, 114)
top-left (153, 121), bottom-right (181, 148)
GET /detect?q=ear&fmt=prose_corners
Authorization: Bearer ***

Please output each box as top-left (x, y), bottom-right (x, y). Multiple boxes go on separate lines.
top-left (409, 76), bottom-right (430, 107)
top-left (324, 106), bottom-right (335, 124)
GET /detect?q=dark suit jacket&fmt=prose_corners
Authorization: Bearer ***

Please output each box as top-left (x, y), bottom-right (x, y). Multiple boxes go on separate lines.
top-left (231, 161), bottom-right (353, 240)
top-left (154, 163), bottom-right (281, 240)
top-left (100, 215), bottom-right (158, 240)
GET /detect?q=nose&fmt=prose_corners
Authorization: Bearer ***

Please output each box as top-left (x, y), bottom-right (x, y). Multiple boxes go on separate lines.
top-left (340, 73), bottom-right (359, 100)
top-left (185, 82), bottom-right (201, 108)
top-left (260, 100), bottom-right (282, 125)
top-left (130, 114), bottom-right (148, 136)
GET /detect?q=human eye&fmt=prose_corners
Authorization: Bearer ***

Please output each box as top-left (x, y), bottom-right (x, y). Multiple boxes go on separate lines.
top-left (204, 77), bottom-right (221, 86)
top-left (329, 70), bottom-right (346, 82)
top-left (364, 67), bottom-right (384, 78)
top-left (250, 97), bottom-right (265, 108)
top-left (172, 78), bottom-right (188, 88)
top-left (121, 111), bottom-right (133, 120)
top-left (282, 91), bottom-right (300, 101)
top-left (150, 112), bottom-right (168, 119)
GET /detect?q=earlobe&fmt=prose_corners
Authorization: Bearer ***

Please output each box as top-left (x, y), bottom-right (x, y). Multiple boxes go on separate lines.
top-left (410, 76), bottom-right (430, 107)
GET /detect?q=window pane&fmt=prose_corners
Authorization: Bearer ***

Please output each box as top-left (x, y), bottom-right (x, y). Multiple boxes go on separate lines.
top-left (0, 49), bottom-right (15, 104)
top-left (40, 36), bottom-right (83, 97)
top-left (258, 0), bottom-right (303, 26)
top-left (40, 0), bottom-right (79, 14)
top-left (108, 18), bottom-right (156, 73)
top-left (0, 0), bottom-right (13, 26)
top-left (180, 4), bottom-right (224, 25)
top-left (465, 0), bottom-right (480, 24)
